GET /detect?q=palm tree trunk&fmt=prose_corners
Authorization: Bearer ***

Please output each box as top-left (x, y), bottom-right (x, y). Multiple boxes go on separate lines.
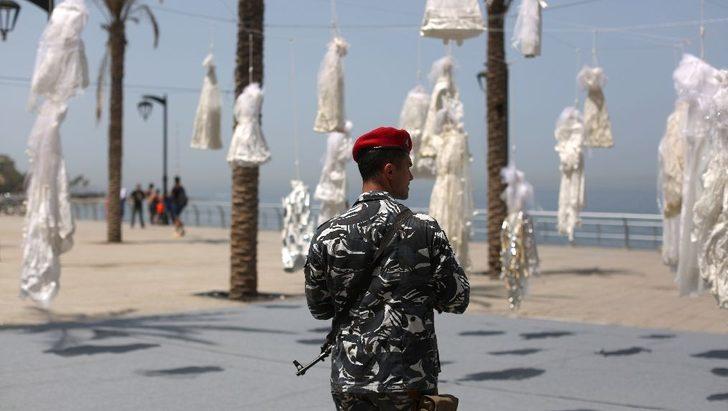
top-left (486, 0), bottom-right (510, 275)
top-left (230, 0), bottom-right (264, 300)
top-left (107, 16), bottom-right (126, 243)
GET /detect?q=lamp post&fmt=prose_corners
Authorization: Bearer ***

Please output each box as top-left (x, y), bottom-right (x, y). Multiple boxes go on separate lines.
top-left (0, 0), bottom-right (20, 41)
top-left (137, 94), bottom-right (169, 196)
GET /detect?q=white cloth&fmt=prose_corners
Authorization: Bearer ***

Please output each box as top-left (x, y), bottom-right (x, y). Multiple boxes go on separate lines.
top-left (419, 56), bottom-right (458, 178)
top-left (281, 180), bottom-right (314, 272)
top-left (429, 98), bottom-right (473, 270)
top-left (578, 66), bottom-right (614, 148)
top-left (313, 36), bottom-right (348, 133)
top-left (658, 101), bottom-right (688, 269)
top-left (227, 83), bottom-right (270, 167)
top-left (692, 69), bottom-right (728, 308)
top-left (190, 53), bottom-right (222, 150)
top-left (554, 107), bottom-right (585, 242)
top-left (21, 0), bottom-right (89, 306)
top-left (21, 102), bottom-right (75, 305)
top-left (398, 84), bottom-right (430, 172)
top-left (29, 0), bottom-right (89, 106)
top-left (315, 128), bottom-right (353, 225)
top-left (512, 0), bottom-right (546, 58)
top-left (420, 0), bottom-right (485, 45)
top-left (673, 54), bottom-right (718, 295)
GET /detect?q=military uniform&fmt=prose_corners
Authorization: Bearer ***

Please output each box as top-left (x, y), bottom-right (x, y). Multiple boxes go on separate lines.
top-left (305, 191), bottom-right (470, 409)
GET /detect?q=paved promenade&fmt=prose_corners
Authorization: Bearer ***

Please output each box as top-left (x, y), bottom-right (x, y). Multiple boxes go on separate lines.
top-left (1, 217), bottom-right (725, 333)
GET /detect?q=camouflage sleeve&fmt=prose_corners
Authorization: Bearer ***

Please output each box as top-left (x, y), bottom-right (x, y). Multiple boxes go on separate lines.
top-left (430, 221), bottom-right (470, 314)
top-left (304, 241), bottom-right (335, 320)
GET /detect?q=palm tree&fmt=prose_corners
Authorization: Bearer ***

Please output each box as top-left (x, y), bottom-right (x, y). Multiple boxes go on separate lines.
top-left (94, 0), bottom-right (159, 243)
top-left (229, 0), bottom-right (264, 300)
top-left (485, 0), bottom-right (512, 275)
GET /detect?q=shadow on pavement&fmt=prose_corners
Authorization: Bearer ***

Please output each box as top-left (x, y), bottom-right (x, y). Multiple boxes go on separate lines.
top-left (640, 334), bottom-right (676, 340)
top-left (459, 367), bottom-right (545, 381)
top-left (9, 311), bottom-right (296, 353)
top-left (596, 347), bottom-right (652, 357)
top-left (139, 366), bottom-right (224, 378)
top-left (297, 338), bottom-right (325, 345)
top-left (45, 343), bottom-right (160, 357)
top-left (489, 348), bottom-right (542, 356)
top-left (539, 267), bottom-right (636, 277)
top-left (692, 350), bottom-right (728, 360)
top-left (459, 330), bottom-right (505, 337)
top-left (711, 368), bottom-right (728, 377)
top-left (707, 393), bottom-right (728, 401)
top-left (520, 331), bottom-right (574, 340)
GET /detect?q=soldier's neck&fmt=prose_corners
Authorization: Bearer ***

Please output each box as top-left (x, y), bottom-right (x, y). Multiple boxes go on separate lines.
top-left (362, 179), bottom-right (390, 195)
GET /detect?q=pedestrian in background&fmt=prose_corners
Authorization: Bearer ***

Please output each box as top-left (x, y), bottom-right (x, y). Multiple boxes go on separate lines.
top-left (130, 184), bottom-right (146, 228)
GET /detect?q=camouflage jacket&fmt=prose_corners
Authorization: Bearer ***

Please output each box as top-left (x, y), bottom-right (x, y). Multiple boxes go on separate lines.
top-left (304, 191), bottom-right (470, 394)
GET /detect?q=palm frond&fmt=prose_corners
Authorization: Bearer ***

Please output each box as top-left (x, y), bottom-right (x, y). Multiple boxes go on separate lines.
top-left (95, 45), bottom-right (110, 122)
top-left (131, 4), bottom-right (160, 48)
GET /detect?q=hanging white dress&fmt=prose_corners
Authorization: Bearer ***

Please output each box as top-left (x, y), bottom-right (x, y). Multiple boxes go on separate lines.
top-left (499, 163), bottom-right (539, 310)
top-left (313, 36), bottom-right (348, 133)
top-left (673, 54), bottom-right (718, 296)
top-left (692, 70), bottom-right (728, 308)
top-left (578, 66), bottom-right (614, 148)
top-left (554, 107), bottom-right (585, 242)
top-left (658, 101), bottom-right (688, 269)
top-left (315, 127), bottom-right (353, 225)
top-left (227, 82), bottom-right (270, 167)
top-left (429, 98), bottom-right (473, 270)
top-left (398, 84), bottom-right (430, 170)
top-left (190, 53), bottom-right (222, 150)
top-left (419, 56), bottom-right (458, 178)
top-left (29, 0), bottom-right (89, 106)
top-left (281, 180), bottom-right (314, 272)
top-left (420, 0), bottom-right (485, 45)
top-left (21, 0), bottom-right (89, 306)
top-left (512, 0), bottom-right (546, 58)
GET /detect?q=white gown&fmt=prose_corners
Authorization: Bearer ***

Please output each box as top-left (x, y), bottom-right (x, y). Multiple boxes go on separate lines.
top-left (315, 129), bottom-right (353, 225)
top-left (673, 54), bottom-right (718, 296)
top-left (420, 0), bottom-right (485, 45)
top-left (21, 0), bottom-right (89, 306)
top-left (227, 83), bottom-right (271, 167)
top-left (578, 66), bottom-right (614, 148)
top-left (398, 85), bottom-right (430, 171)
top-left (512, 0), bottom-right (546, 58)
top-left (692, 70), bottom-right (728, 308)
top-left (554, 107), bottom-right (585, 242)
top-left (314, 36), bottom-right (348, 133)
top-left (419, 56), bottom-right (458, 178)
top-left (190, 53), bottom-right (222, 150)
top-left (281, 180), bottom-right (314, 273)
top-left (658, 101), bottom-right (688, 269)
top-left (429, 99), bottom-right (473, 270)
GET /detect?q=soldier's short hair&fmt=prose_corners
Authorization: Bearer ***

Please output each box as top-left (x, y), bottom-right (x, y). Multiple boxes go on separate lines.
top-left (356, 147), bottom-right (409, 181)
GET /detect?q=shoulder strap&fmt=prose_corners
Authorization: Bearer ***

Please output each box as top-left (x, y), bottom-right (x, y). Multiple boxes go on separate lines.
top-left (325, 208), bottom-right (413, 343)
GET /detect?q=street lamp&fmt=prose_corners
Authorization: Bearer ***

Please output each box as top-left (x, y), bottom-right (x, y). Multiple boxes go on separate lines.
top-left (0, 0), bottom-right (20, 41)
top-left (137, 94), bottom-right (169, 196)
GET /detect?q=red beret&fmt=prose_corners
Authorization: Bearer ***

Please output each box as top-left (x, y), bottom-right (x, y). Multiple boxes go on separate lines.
top-left (352, 127), bottom-right (412, 162)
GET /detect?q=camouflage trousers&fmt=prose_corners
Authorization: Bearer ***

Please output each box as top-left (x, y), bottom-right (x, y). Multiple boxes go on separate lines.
top-left (332, 390), bottom-right (436, 411)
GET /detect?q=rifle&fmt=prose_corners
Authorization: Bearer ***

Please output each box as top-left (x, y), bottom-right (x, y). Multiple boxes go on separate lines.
top-left (293, 208), bottom-right (413, 376)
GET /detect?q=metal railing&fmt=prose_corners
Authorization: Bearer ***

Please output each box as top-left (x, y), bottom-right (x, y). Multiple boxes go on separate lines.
top-left (69, 199), bottom-right (663, 249)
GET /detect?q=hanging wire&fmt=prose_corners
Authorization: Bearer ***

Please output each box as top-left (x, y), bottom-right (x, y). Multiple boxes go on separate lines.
top-left (416, 34), bottom-right (423, 84)
top-left (330, 0), bottom-right (340, 37)
top-left (700, 0), bottom-right (706, 59)
top-left (248, 32), bottom-right (254, 84)
top-left (289, 38), bottom-right (301, 181)
top-left (574, 48), bottom-right (582, 107)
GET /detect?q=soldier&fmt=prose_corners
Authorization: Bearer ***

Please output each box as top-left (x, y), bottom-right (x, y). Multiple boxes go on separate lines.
top-left (305, 127), bottom-right (470, 410)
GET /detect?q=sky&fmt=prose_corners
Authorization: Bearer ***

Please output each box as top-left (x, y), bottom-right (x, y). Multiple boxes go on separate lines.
top-left (3, 0), bottom-right (728, 213)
